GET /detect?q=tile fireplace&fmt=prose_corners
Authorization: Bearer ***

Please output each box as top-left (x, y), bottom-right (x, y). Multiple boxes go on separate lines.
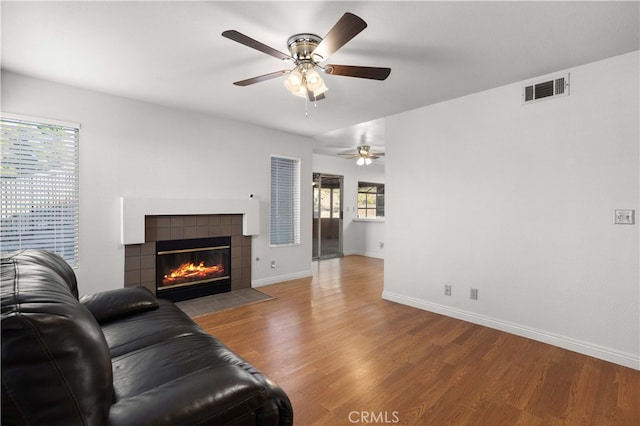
top-left (124, 214), bottom-right (251, 299)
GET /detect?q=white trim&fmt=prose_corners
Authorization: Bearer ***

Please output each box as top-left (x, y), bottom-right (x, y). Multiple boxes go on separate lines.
top-left (252, 269), bottom-right (312, 287)
top-left (353, 217), bottom-right (385, 223)
top-left (382, 290), bottom-right (640, 370)
top-left (270, 153), bottom-right (301, 162)
top-left (269, 242), bottom-right (301, 248)
top-left (1, 112), bottom-right (80, 129)
top-left (120, 197), bottom-right (259, 245)
top-left (345, 249), bottom-right (384, 259)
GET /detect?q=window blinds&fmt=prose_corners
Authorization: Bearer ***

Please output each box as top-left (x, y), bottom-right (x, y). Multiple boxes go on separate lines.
top-left (270, 155), bottom-right (300, 246)
top-left (1, 115), bottom-right (80, 267)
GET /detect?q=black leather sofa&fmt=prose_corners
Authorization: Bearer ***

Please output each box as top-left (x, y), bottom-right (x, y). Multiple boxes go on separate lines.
top-left (1, 249), bottom-right (293, 425)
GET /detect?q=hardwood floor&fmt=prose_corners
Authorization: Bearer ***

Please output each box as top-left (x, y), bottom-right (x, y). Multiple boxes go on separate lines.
top-left (194, 256), bottom-right (640, 426)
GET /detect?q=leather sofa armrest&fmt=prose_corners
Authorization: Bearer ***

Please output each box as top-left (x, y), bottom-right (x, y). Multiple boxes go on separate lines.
top-left (80, 287), bottom-right (159, 324)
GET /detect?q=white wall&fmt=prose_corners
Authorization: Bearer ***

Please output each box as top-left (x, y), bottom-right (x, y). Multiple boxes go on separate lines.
top-left (383, 51), bottom-right (640, 369)
top-left (2, 71), bottom-right (313, 295)
top-left (349, 219), bottom-right (385, 259)
top-left (312, 153), bottom-right (385, 258)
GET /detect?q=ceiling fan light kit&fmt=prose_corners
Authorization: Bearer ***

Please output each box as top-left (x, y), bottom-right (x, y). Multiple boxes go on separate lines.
top-left (356, 157), bottom-right (372, 166)
top-left (222, 12), bottom-right (391, 103)
top-left (283, 63), bottom-right (328, 99)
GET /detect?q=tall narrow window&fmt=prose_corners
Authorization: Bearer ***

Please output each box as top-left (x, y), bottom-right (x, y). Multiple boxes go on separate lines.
top-left (270, 155), bottom-right (300, 246)
top-left (1, 114), bottom-right (80, 267)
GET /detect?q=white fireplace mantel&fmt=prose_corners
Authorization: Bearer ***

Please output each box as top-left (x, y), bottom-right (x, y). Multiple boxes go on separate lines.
top-left (120, 197), bottom-right (259, 245)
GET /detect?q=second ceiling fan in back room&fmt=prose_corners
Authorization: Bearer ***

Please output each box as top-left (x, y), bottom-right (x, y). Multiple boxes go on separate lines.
top-left (222, 12), bottom-right (391, 103)
top-left (340, 145), bottom-right (385, 165)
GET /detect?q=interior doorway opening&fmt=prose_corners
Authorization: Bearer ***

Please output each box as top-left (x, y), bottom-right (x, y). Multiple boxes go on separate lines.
top-left (313, 173), bottom-right (343, 260)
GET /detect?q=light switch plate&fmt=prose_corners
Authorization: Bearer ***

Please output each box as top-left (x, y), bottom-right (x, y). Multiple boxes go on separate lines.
top-left (614, 210), bottom-right (635, 225)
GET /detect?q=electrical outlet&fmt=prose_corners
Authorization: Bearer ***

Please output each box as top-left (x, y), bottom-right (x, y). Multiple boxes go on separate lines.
top-left (470, 288), bottom-right (478, 300)
top-left (614, 210), bottom-right (635, 224)
top-left (444, 284), bottom-right (452, 296)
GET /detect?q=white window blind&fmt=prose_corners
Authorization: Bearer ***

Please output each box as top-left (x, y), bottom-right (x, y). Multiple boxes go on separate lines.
top-left (1, 114), bottom-right (80, 267)
top-left (270, 155), bottom-right (300, 246)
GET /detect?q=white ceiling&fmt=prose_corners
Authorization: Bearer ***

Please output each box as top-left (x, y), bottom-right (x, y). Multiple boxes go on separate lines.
top-left (2, 1), bottom-right (638, 158)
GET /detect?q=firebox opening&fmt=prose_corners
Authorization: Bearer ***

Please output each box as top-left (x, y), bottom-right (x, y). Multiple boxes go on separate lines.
top-left (156, 236), bottom-right (231, 302)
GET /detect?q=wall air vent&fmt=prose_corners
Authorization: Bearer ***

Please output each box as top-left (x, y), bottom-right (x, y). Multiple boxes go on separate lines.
top-left (523, 73), bottom-right (569, 104)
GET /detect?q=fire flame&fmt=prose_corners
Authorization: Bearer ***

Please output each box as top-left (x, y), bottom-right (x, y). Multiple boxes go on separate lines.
top-left (162, 261), bottom-right (223, 285)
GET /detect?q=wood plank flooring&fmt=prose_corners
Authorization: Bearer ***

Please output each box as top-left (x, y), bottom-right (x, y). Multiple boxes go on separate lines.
top-left (194, 256), bottom-right (640, 426)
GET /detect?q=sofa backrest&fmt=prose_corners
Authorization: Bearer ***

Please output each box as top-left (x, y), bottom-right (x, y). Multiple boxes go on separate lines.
top-left (1, 250), bottom-right (113, 425)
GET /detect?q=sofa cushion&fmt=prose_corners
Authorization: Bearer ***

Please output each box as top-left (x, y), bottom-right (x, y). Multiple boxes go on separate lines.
top-left (111, 334), bottom-right (233, 398)
top-left (1, 250), bottom-right (113, 425)
top-left (108, 363), bottom-right (266, 425)
top-left (100, 299), bottom-right (207, 358)
top-left (109, 333), bottom-right (267, 425)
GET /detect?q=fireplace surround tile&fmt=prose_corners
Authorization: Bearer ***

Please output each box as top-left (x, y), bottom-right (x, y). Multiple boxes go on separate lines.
top-left (184, 226), bottom-right (199, 239)
top-left (170, 216), bottom-right (184, 227)
top-left (170, 227), bottom-right (184, 240)
top-left (156, 227), bottom-right (171, 241)
top-left (156, 216), bottom-right (171, 228)
top-left (124, 256), bottom-right (140, 271)
top-left (140, 254), bottom-right (154, 270)
top-left (124, 214), bottom-right (250, 296)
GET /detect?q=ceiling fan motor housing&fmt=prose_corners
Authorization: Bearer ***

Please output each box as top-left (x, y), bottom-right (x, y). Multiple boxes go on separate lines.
top-left (358, 145), bottom-right (371, 155)
top-left (287, 34), bottom-right (323, 62)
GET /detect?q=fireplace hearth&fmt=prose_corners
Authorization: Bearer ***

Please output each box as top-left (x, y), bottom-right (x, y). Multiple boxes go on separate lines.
top-left (156, 237), bottom-right (231, 302)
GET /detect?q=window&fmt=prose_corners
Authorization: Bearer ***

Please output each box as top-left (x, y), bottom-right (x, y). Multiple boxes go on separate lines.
top-left (1, 114), bottom-right (80, 267)
top-left (313, 175), bottom-right (341, 219)
top-left (358, 182), bottom-right (384, 218)
top-left (317, 186), bottom-right (341, 218)
top-left (270, 155), bottom-right (300, 246)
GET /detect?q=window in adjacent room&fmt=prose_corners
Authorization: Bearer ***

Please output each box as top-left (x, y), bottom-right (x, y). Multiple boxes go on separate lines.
top-left (1, 113), bottom-right (80, 267)
top-left (357, 182), bottom-right (385, 218)
top-left (270, 155), bottom-right (300, 246)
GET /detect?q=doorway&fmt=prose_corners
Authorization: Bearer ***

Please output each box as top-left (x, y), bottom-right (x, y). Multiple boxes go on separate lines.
top-left (312, 173), bottom-right (343, 260)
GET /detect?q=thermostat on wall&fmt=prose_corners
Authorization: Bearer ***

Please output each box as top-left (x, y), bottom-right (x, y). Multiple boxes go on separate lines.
top-left (614, 210), bottom-right (635, 225)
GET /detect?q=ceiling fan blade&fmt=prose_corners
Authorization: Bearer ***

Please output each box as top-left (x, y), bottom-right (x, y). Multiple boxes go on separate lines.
top-left (222, 30), bottom-right (291, 61)
top-left (233, 70), bottom-right (289, 86)
top-left (312, 12), bottom-right (367, 61)
top-left (325, 64), bottom-right (391, 80)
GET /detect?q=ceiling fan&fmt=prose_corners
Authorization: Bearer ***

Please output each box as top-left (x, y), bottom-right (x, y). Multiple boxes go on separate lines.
top-left (222, 12), bottom-right (391, 101)
top-left (340, 145), bottom-right (385, 165)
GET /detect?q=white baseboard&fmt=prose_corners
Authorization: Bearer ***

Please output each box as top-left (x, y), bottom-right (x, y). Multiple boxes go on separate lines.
top-left (382, 290), bottom-right (640, 371)
top-left (345, 250), bottom-right (384, 259)
top-left (252, 269), bottom-right (313, 288)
